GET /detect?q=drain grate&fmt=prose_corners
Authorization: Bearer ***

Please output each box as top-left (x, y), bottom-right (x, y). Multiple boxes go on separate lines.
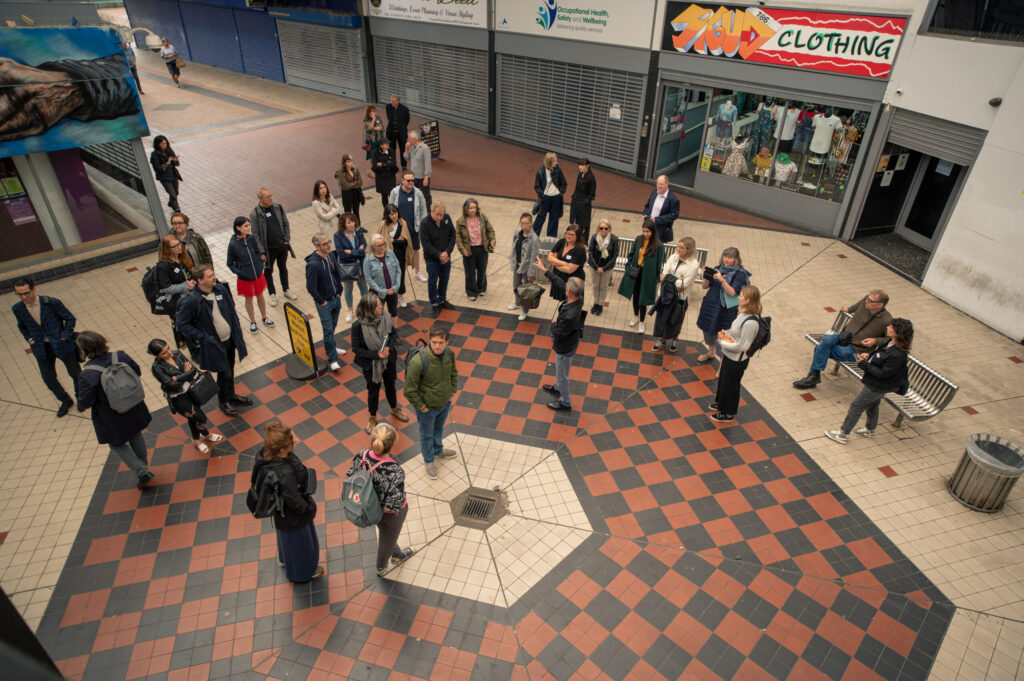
top-left (450, 487), bottom-right (508, 529)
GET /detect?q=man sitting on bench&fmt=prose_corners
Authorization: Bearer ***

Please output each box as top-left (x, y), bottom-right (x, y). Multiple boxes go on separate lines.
top-left (793, 290), bottom-right (893, 389)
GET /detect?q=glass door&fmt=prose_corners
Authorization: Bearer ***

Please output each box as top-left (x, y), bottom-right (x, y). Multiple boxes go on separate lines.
top-left (896, 156), bottom-right (964, 250)
top-left (653, 84), bottom-right (711, 188)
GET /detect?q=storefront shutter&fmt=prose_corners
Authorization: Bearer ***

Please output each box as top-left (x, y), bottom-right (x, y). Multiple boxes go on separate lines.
top-left (887, 109), bottom-right (987, 166)
top-left (234, 9), bottom-right (284, 82)
top-left (178, 3), bottom-right (243, 73)
top-left (497, 54), bottom-right (645, 173)
top-left (124, 0), bottom-right (188, 58)
top-left (278, 20), bottom-right (366, 101)
top-left (373, 36), bottom-right (488, 131)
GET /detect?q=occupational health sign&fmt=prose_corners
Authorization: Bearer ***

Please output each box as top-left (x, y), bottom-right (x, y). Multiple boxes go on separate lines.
top-left (0, 27), bottom-right (148, 158)
top-left (284, 302), bottom-right (317, 375)
top-left (495, 0), bottom-right (657, 49)
top-left (661, 3), bottom-right (907, 79)
top-left (365, 0), bottom-right (487, 29)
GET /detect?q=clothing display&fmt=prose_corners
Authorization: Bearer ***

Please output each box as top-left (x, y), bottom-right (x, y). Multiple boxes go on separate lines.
top-left (753, 150), bottom-right (773, 178)
top-left (722, 138), bottom-right (750, 177)
top-left (791, 114), bottom-right (814, 154)
top-left (772, 104), bottom-right (787, 138)
top-left (833, 123), bottom-right (859, 162)
top-left (716, 102), bottom-right (738, 139)
top-left (810, 114), bottom-right (843, 155)
top-left (749, 104), bottom-right (774, 154)
top-left (774, 157), bottom-right (798, 184)
top-left (780, 107), bottom-right (801, 141)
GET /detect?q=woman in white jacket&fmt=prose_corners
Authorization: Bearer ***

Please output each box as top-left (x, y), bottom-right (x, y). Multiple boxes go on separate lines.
top-left (655, 236), bottom-right (701, 352)
top-left (312, 180), bottom-right (341, 234)
top-left (710, 285), bottom-right (762, 423)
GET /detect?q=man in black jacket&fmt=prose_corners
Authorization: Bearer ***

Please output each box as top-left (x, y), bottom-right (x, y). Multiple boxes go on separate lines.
top-left (536, 257), bottom-right (584, 411)
top-left (569, 158), bottom-right (596, 244)
top-left (385, 94), bottom-right (410, 168)
top-left (249, 188), bottom-right (295, 307)
top-left (419, 202), bottom-right (457, 318)
top-left (305, 233), bottom-right (345, 372)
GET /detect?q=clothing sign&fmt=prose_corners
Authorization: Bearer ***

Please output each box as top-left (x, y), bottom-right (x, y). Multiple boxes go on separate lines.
top-left (661, 3), bottom-right (906, 79)
top-left (495, 0), bottom-right (657, 49)
top-left (365, 0), bottom-right (487, 28)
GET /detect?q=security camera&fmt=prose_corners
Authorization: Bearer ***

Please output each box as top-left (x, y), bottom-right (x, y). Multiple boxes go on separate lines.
top-left (895, 88), bottom-right (904, 95)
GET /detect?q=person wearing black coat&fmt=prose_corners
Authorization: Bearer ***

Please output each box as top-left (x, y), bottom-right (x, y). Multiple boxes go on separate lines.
top-left (649, 275), bottom-right (687, 350)
top-left (371, 140), bottom-right (399, 205)
top-left (586, 219), bottom-right (617, 316)
top-left (176, 265), bottom-right (252, 417)
top-left (535, 256), bottom-right (584, 412)
top-left (351, 292), bottom-right (408, 434)
top-left (532, 152), bottom-right (567, 237)
top-left (826, 318), bottom-right (913, 444)
top-left (569, 159), bottom-right (597, 244)
top-left (148, 339), bottom-right (223, 454)
top-left (385, 95), bottom-right (411, 168)
top-left (150, 135), bottom-right (181, 212)
top-left (76, 331), bottom-right (154, 489)
top-left (252, 423), bottom-right (324, 582)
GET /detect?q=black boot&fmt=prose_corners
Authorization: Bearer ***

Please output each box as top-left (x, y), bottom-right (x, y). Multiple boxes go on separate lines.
top-left (792, 370), bottom-right (821, 389)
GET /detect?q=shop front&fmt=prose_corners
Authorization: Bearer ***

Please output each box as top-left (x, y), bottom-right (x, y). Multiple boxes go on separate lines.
top-left (654, 3), bottom-right (908, 234)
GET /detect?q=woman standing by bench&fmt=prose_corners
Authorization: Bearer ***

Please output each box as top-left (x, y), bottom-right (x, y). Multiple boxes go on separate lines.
top-left (825, 318), bottom-right (913, 444)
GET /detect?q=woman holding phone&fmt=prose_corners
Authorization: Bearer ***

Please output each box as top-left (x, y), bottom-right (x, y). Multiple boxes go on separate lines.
top-left (351, 292), bottom-right (408, 435)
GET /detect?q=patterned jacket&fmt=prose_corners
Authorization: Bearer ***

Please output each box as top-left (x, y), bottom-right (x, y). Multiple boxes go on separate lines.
top-left (347, 449), bottom-right (406, 513)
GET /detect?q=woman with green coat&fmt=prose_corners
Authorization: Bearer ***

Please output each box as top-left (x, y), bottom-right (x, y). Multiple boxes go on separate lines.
top-left (618, 219), bottom-right (663, 334)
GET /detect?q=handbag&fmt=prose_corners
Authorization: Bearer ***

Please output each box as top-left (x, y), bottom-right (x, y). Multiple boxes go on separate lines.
top-left (516, 281), bottom-right (543, 311)
top-left (531, 198), bottom-right (542, 216)
top-left (361, 144), bottom-right (371, 152)
top-left (188, 371), bottom-right (218, 404)
top-left (625, 264), bottom-right (641, 280)
top-left (358, 187), bottom-right (366, 206)
top-left (338, 260), bottom-right (360, 281)
top-left (174, 57), bottom-right (186, 68)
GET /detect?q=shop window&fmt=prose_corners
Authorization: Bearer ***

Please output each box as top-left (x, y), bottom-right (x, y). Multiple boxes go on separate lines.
top-left (698, 89), bottom-right (868, 204)
top-left (73, 140), bottom-right (155, 240)
top-left (925, 0), bottom-right (1024, 43)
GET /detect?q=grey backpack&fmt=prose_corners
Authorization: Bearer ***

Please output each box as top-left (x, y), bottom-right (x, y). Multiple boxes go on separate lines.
top-left (342, 450), bottom-right (390, 527)
top-left (85, 351), bottom-right (145, 413)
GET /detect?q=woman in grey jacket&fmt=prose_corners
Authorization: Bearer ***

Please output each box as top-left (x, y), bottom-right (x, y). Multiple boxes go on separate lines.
top-left (508, 213), bottom-right (539, 321)
top-left (710, 285), bottom-right (762, 423)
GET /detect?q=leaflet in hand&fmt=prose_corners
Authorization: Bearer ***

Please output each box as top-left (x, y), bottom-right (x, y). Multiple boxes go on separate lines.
top-left (717, 330), bottom-right (736, 344)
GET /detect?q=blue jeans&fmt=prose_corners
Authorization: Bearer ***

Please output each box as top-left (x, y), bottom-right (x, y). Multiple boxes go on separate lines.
top-left (532, 195), bottom-right (562, 237)
top-left (316, 296), bottom-right (342, 363)
top-left (343, 276), bottom-right (368, 309)
top-left (811, 333), bottom-right (857, 372)
top-left (416, 401), bottom-right (451, 463)
top-left (555, 351), bottom-right (575, 407)
top-left (426, 260), bottom-right (451, 306)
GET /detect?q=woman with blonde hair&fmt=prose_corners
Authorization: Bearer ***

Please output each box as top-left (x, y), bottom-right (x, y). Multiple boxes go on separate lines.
top-left (346, 422), bottom-right (413, 576)
top-left (252, 423), bottom-right (324, 582)
top-left (709, 285), bottom-right (762, 423)
top-left (653, 236), bottom-right (700, 352)
top-left (586, 218), bottom-right (617, 316)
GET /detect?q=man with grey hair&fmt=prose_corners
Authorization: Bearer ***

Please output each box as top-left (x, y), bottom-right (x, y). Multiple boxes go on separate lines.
top-left (535, 255), bottom-right (585, 411)
top-left (250, 187), bottom-right (296, 306)
top-left (407, 129), bottom-right (432, 218)
top-left (305, 232), bottom-right (345, 371)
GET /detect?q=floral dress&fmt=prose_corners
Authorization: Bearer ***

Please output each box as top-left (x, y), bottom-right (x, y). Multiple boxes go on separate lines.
top-left (722, 138), bottom-right (750, 177)
top-left (364, 115), bottom-right (385, 159)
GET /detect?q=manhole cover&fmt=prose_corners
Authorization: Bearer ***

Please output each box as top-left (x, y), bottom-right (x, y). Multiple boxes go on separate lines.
top-left (450, 487), bottom-right (508, 529)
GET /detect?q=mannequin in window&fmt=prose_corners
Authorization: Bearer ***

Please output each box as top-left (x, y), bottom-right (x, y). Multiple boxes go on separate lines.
top-left (750, 100), bottom-right (774, 154)
top-left (832, 118), bottom-right (859, 163)
top-left (722, 134), bottom-right (749, 178)
top-left (716, 99), bottom-right (737, 139)
top-left (773, 152), bottom-right (798, 185)
top-left (810, 109), bottom-right (843, 156)
top-left (791, 107), bottom-right (815, 159)
top-left (752, 147), bottom-right (772, 183)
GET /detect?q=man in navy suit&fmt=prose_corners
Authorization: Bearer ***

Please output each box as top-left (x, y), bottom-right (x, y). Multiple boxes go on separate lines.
top-left (176, 265), bottom-right (252, 417)
top-left (385, 94), bottom-right (411, 169)
top-left (642, 175), bottom-right (680, 244)
top-left (12, 276), bottom-right (81, 417)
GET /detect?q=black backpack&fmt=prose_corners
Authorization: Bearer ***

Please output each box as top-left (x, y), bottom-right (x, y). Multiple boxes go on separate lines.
top-left (246, 464), bottom-right (285, 518)
top-left (740, 315), bottom-right (772, 357)
top-left (141, 266), bottom-right (180, 316)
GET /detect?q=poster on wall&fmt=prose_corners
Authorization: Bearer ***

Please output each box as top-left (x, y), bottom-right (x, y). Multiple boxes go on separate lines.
top-left (880, 170), bottom-right (894, 187)
top-left (495, 0), bottom-right (658, 49)
top-left (0, 27), bottom-right (147, 159)
top-left (661, 3), bottom-right (906, 79)
top-left (365, 0), bottom-right (487, 28)
top-left (895, 153), bottom-right (909, 170)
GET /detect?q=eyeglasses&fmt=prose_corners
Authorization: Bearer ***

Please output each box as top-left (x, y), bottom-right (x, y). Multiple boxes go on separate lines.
top-left (171, 221), bottom-right (186, 225)
top-left (598, 227), bottom-right (610, 231)
top-left (867, 298), bottom-right (883, 304)
top-left (318, 241), bottom-right (330, 247)
top-left (402, 178), bottom-right (414, 183)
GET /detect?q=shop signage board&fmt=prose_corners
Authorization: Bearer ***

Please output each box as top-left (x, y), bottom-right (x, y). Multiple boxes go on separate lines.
top-left (495, 0), bottom-right (657, 49)
top-left (365, 0), bottom-right (487, 29)
top-left (0, 27), bottom-right (148, 159)
top-left (661, 3), bottom-right (906, 79)
top-left (284, 302), bottom-right (322, 380)
top-left (418, 121), bottom-right (442, 159)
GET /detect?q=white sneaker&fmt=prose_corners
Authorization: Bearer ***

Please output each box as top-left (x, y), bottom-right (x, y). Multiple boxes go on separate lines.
top-left (825, 430), bottom-right (849, 444)
top-left (398, 295), bottom-right (406, 307)
top-left (638, 322), bottom-right (646, 334)
top-left (339, 348), bottom-right (347, 355)
top-left (518, 311), bottom-right (527, 321)
top-left (268, 294), bottom-right (278, 307)
top-left (507, 302), bottom-right (520, 310)
top-left (628, 316), bottom-right (639, 327)
top-left (345, 310), bottom-right (354, 323)
top-left (283, 290), bottom-right (298, 300)
top-left (329, 361), bottom-right (341, 371)
top-left (416, 272), bottom-right (428, 283)
top-left (852, 427), bottom-right (876, 437)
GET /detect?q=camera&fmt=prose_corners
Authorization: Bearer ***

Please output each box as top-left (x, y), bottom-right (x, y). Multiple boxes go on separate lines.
top-left (703, 266), bottom-right (717, 281)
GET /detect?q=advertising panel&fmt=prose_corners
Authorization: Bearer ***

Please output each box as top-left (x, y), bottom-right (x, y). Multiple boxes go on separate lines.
top-left (661, 3), bottom-right (906, 79)
top-left (366, 0), bottom-right (487, 28)
top-left (0, 27), bottom-right (147, 158)
top-left (495, 0), bottom-right (657, 50)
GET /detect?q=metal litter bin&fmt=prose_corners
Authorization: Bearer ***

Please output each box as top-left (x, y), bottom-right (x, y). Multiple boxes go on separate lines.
top-left (947, 434), bottom-right (1024, 512)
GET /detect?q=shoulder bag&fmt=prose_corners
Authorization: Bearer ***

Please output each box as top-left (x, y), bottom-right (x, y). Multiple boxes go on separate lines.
top-left (188, 371), bottom-right (218, 404)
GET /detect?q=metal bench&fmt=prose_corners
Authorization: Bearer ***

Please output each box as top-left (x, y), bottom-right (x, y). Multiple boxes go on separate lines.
top-left (805, 311), bottom-right (958, 427)
top-left (613, 238), bottom-right (708, 273)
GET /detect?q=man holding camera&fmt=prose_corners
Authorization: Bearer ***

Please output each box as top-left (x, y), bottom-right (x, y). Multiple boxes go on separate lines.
top-left (793, 290), bottom-right (892, 389)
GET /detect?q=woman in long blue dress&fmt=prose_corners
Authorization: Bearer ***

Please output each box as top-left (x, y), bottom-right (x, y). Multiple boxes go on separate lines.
top-left (695, 247), bottom-right (751, 362)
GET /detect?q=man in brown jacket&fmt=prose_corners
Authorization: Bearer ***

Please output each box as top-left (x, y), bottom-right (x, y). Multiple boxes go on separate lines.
top-left (793, 290), bottom-right (893, 389)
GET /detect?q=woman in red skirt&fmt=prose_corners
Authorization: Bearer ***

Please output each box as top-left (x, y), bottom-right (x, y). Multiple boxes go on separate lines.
top-left (226, 216), bottom-right (275, 333)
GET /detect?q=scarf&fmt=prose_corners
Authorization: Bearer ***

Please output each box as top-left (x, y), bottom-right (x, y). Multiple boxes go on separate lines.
top-left (598, 235), bottom-right (611, 259)
top-left (359, 310), bottom-right (394, 384)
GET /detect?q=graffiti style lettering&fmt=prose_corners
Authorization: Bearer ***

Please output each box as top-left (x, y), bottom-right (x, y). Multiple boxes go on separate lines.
top-left (669, 4), bottom-right (775, 59)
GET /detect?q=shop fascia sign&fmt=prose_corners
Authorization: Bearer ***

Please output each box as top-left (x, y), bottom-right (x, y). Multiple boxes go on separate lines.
top-left (495, 0), bottom-right (657, 49)
top-left (365, 0), bottom-right (487, 29)
top-left (662, 2), bottom-right (906, 79)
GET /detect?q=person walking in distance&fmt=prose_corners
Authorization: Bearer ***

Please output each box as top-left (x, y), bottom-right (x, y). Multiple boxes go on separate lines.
top-left (249, 188), bottom-right (296, 307)
top-left (389, 171), bottom-right (428, 284)
top-left (420, 202), bottom-right (457, 318)
top-left (385, 95), bottom-right (411, 169)
top-left (305, 233), bottom-right (346, 372)
top-left (347, 422), bottom-right (414, 576)
top-left (76, 331), bottom-right (154, 489)
top-left (176, 265), bottom-right (253, 417)
top-left (407, 130), bottom-right (433, 211)
top-left (159, 37), bottom-right (181, 87)
top-left (570, 158), bottom-right (597, 244)
top-left (403, 323), bottom-right (458, 480)
top-left (11, 276), bottom-right (81, 417)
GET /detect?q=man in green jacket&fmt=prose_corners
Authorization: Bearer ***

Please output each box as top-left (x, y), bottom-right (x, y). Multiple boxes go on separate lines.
top-left (403, 323), bottom-right (458, 479)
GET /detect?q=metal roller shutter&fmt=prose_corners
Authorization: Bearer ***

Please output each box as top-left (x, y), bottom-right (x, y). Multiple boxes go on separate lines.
top-left (234, 10), bottom-right (284, 82)
top-left (179, 3), bottom-right (243, 73)
top-left (887, 109), bottom-right (987, 166)
top-left (125, 0), bottom-right (188, 58)
top-left (278, 20), bottom-right (365, 100)
top-left (497, 54), bottom-right (645, 173)
top-left (373, 36), bottom-right (488, 131)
